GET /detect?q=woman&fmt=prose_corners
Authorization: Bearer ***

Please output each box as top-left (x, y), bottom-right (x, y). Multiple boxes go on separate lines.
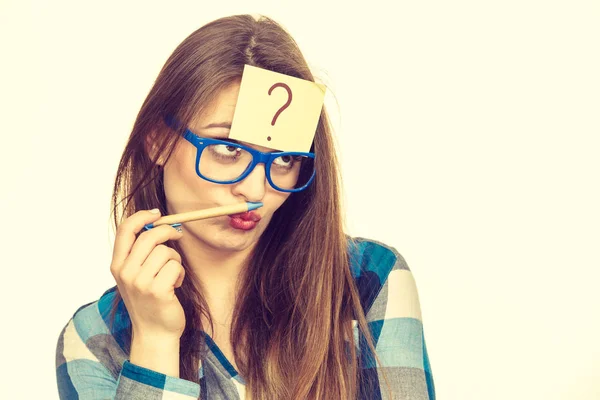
top-left (55, 14), bottom-right (435, 399)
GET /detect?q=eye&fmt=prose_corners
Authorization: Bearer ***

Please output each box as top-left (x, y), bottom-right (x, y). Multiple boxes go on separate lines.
top-left (272, 155), bottom-right (302, 168)
top-left (212, 144), bottom-right (242, 156)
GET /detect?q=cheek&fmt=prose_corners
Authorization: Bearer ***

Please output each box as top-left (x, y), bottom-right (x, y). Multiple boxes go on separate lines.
top-left (265, 191), bottom-right (291, 213)
top-left (163, 148), bottom-right (216, 211)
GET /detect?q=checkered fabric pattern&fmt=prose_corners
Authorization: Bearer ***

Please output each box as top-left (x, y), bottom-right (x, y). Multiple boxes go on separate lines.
top-left (56, 237), bottom-right (435, 399)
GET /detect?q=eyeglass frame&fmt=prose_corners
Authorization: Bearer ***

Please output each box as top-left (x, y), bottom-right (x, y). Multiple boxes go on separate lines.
top-left (164, 116), bottom-right (316, 193)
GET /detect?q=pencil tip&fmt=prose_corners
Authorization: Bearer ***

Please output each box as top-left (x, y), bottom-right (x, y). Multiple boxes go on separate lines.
top-left (247, 202), bottom-right (263, 211)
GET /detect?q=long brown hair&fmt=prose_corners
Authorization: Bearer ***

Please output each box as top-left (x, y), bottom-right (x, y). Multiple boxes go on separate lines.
top-left (108, 14), bottom-right (390, 399)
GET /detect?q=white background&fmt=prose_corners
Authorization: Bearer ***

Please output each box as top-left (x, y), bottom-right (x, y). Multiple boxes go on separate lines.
top-left (1, 1), bottom-right (599, 399)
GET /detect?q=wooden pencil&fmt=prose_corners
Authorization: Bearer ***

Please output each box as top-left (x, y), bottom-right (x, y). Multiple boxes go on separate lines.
top-left (143, 202), bottom-right (263, 231)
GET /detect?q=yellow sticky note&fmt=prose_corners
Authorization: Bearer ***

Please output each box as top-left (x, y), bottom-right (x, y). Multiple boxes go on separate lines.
top-left (229, 64), bottom-right (326, 153)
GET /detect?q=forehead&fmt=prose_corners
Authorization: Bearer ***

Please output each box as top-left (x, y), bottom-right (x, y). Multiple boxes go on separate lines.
top-left (187, 82), bottom-right (279, 153)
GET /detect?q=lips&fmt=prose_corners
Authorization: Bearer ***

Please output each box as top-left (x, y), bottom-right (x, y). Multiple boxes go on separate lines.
top-left (229, 211), bottom-right (262, 222)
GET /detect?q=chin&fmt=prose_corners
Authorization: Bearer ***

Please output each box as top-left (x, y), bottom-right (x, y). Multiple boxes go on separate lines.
top-left (207, 226), bottom-right (259, 251)
top-left (184, 217), bottom-right (266, 252)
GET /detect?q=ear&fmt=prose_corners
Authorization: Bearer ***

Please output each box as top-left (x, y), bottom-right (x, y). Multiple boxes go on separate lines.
top-left (145, 131), bottom-right (165, 166)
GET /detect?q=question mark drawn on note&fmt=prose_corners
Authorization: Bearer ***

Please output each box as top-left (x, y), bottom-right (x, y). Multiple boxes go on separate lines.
top-left (267, 82), bottom-right (293, 141)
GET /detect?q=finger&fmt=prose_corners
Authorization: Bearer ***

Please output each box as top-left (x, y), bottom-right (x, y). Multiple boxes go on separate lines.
top-left (133, 245), bottom-right (182, 291)
top-left (173, 265), bottom-right (185, 288)
top-left (125, 224), bottom-right (183, 270)
top-left (151, 260), bottom-right (185, 297)
top-left (111, 209), bottom-right (163, 273)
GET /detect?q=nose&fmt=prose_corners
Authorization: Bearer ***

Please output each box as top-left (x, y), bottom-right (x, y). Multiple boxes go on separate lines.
top-left (230, 162), bottom-right (267, 202)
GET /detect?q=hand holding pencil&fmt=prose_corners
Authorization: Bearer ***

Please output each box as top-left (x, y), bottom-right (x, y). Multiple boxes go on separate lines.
top-left (109, 201), bottom-right (264, 375)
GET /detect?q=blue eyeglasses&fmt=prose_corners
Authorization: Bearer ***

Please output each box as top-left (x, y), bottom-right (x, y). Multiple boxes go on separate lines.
top-left (164, 116), bottom-right (316, 193)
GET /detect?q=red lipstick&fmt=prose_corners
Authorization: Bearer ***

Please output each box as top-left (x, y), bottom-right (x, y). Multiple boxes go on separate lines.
top-left (229, 211), bottom-right (261, 222)
top-left (228, 211), bottom-right (261, 230)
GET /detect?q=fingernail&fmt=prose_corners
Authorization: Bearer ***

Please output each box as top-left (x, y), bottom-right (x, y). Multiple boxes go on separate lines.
top-left (149, 208), bottom-right (160, 214)
top-left (172, 223), bottom-right (183, 233)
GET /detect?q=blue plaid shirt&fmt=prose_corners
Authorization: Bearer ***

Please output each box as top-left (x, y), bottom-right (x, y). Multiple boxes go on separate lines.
top-left (56, 237), bottom-right (435, 399)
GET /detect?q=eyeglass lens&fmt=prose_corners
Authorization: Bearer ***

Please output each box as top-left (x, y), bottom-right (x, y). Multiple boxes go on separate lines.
top-left (198, 143), bottom-right (314, 190)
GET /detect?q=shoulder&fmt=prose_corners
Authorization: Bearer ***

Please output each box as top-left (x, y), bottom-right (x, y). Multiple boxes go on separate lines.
top-left (56, 286), bottom-right (131, 376)
top-left (346, 237), bottom-right (434, 397)
top-left (345, 236), bottom-right (416, 317)
top-left (346, 236), bottom-right (410, 280)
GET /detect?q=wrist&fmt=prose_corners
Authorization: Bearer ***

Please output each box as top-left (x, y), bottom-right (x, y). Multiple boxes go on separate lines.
top-left (130, 334), bottom-right (181, 378)
top-left (132, 330), bottom-right (182, 345)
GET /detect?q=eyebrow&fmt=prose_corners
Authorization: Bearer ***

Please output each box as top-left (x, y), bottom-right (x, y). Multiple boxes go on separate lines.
top-left (209, 136), bottom-right (282, 153)
top-left (200, 122), bottom-right (232, 129)
top-left (193, 123), bottom-right (281, 152)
